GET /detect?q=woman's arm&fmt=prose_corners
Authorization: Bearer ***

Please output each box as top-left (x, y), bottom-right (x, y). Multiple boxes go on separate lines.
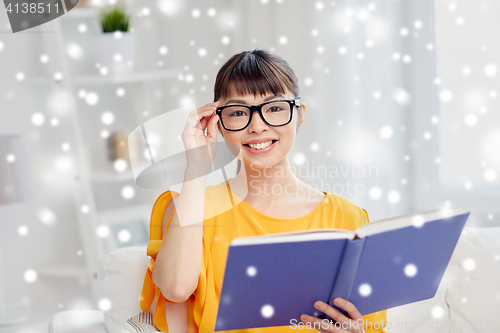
top-left (152, 169), bottom-right (207, 303)
top-left (151, 101), bottom-right (220, 303)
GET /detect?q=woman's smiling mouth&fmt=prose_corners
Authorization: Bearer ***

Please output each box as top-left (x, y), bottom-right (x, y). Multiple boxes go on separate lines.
top-left (243, 139), bottom-right (278, 154)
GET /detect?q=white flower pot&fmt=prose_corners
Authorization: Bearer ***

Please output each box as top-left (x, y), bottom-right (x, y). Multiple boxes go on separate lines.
top-left (97, 31), bottom-right (137, 75)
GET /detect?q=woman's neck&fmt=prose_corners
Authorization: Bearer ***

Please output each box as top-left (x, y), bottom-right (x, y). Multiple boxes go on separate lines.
top-left (228, 157), bottom-right (306, 203)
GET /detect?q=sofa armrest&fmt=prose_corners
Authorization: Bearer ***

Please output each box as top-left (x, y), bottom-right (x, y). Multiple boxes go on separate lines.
top-left (49, 310), bottom-right (108, 333)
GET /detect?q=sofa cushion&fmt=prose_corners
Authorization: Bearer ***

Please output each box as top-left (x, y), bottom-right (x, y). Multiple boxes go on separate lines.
top-left (385, 266), bottom-right (451, 333)
top-left (97, 246), bottom-right (151, 333)
top-left (386, 226), bottom-right (500, 333)
top-left (97, 245), bottom-right (188, 333)
top-left (49, 310), bottom-right (107, 333)
top-left (445, 226), bottom-right (500, 333)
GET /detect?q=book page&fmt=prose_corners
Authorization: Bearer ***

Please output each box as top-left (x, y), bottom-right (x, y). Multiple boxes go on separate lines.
top-left (231, 228), bottom-right (355, 246)
top-left (355, 207), bottom-right (468, 238)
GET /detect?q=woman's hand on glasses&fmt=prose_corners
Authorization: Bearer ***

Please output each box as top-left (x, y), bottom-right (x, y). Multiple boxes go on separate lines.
top-left (181, 101), bottom-right (220, 173)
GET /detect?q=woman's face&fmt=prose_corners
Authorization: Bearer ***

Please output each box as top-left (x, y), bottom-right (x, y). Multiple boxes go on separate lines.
top-left (218, 90), bottom-right (306, 170)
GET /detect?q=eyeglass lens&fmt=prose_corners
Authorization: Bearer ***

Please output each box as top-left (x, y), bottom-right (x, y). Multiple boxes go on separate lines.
top-left (221, 101), bottom-right (291, 130)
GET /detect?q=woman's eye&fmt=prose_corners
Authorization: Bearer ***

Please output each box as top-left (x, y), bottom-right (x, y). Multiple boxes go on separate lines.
top-left (230, 110), bottom-right (246, 117)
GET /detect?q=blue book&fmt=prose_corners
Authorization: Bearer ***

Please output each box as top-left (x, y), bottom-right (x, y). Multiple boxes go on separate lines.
top-left (214, 208), bottom-right (470, 331)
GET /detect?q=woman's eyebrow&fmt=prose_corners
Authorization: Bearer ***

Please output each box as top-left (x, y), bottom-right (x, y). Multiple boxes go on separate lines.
top-left (225, 94), bottom-right (285, 106)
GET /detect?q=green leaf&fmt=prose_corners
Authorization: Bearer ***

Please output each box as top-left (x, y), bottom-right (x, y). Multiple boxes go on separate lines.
top-left (99, 5), bottom-right (131, 33)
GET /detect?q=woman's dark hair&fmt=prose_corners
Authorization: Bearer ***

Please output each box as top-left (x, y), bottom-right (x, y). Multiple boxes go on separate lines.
top-left (213, 49), bottom-right (301, 173)
top-left (213, 48), bottom-right (300, 105)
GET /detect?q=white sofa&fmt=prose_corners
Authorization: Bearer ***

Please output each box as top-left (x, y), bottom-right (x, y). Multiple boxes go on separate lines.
top-left (49, 226), bottom-right (500, 333)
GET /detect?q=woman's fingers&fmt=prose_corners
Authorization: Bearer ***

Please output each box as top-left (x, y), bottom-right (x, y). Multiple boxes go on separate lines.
top-left (206, 114), bottom-right (219, 142)
top-left (187, 101), bottom-right (219, 128)
top-left (300, 298), bottom-right (365, 332)
top-left (184, 108), bottom-right (215, 134)
top-left (198, 107), bottom-right (216, 124)
top-left (299, 314), bottom-right (333, 332)
top-left (199, 109), bottom-right (218, 133)
top-left (197, 106), bottom-right (216, 118)
top-left (181, 101), bottom-right (220, 157)
top-left (199, 113), bottom-right (211, 130)
top-left (313, 300), bottom-right (351, 324)
top-left (196, 102), bottom-right (219, 119)
top-left (196, 101), bottom-right (220, 133)
top-left (333, 298), bottom-right (363, 321)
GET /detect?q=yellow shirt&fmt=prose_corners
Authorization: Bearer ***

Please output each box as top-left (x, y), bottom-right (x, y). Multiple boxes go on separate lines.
top-left (140, 180), bottom-right (387, 333)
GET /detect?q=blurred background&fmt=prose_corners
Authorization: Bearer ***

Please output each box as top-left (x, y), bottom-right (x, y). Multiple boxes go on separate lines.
top-left (0, 0), bottom-right (499, 331)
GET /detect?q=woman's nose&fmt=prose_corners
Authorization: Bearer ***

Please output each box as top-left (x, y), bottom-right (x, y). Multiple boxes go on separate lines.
top-left (248, 111), bottom-right (268, 133)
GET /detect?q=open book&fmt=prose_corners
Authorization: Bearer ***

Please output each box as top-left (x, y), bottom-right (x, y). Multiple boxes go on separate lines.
top-left (214, 208), bottom-right (470, 331)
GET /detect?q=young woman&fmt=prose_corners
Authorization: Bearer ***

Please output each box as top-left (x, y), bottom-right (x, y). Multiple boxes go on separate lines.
top-left (140, 49), bottom-right (388, 333)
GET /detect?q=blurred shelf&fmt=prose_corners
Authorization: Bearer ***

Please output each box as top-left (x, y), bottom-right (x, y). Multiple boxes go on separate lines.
top-left (31, 15), bottom-right (181, 305)
top-left (98, 204), bottom-right (150, 225)
top-left (37, 262), bottom-right (87, 278)
top-left (23, 68), bottom-right (182, 85)
top-left (74, 68), bottom-right (181, 84)
top-left (62, 7), bottom-right (99, 19)
top-left (90, 169), bottom-right (134, 182)
top-left (38, 170), bottom-right (134, 183)
top-left (0, 307), bottom-right (55, 333)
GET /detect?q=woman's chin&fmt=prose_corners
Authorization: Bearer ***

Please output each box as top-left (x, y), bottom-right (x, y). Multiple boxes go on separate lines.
top-left (243, 159), bottom-right (276, 171)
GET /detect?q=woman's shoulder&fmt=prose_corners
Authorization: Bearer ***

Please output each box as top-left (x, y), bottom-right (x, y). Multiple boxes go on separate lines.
top-left (203, 180), bottom-right (236, 220)
top-left (205, 182), bottom-right (229, 200)
top-left (322, 191), bottom-right (360, 209)
top-left (153, 182), bottom-right (229, 219)
top-left (158, 181), bottom-right (229, 200)
top-left (322, 192), bottom-right (370, 228)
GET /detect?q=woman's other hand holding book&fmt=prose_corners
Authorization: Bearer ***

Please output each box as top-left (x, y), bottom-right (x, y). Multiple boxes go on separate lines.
top-left (300, 297), bottom-right (366, 333)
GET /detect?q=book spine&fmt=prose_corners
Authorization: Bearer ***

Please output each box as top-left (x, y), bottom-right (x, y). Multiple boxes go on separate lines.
top-left (325, 238), bottom-right (366, 319)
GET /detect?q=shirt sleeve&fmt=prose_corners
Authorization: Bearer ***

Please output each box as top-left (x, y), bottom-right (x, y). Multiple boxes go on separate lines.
top-left (361, 207), bottom-right (370, 224)
top-left (140, 190), bottom-right (180, 332)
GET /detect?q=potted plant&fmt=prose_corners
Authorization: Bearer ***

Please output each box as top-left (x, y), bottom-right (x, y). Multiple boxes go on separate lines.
top-left (97, 5), bottom-right (136, 74)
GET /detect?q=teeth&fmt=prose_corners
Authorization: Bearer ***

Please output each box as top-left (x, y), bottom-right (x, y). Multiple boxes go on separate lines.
top-left (248, 140), bottom-right (273, 149)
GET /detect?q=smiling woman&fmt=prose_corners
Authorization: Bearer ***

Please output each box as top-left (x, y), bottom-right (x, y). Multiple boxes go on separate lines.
top-left (140, 49), bottom-right (388, 333)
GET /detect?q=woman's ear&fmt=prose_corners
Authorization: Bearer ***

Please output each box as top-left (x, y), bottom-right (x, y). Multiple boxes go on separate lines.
top-left (296, 102), bottom-right (306, 132)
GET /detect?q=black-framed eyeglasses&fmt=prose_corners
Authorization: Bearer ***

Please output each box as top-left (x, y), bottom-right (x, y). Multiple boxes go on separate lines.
top-left (215, 98), bottom-right (301, 131)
